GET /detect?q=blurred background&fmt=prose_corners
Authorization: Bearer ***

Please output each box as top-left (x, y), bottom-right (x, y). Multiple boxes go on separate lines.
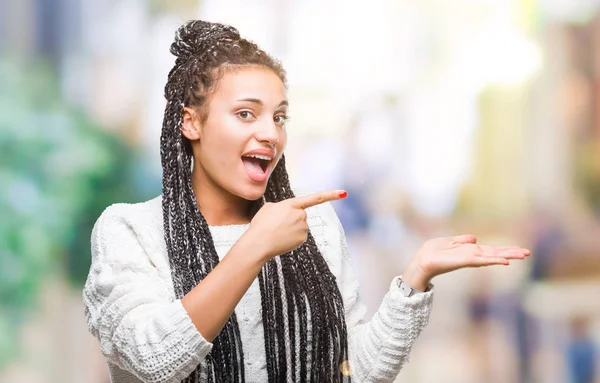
top-left (1, 0), bottom-right (600, 382)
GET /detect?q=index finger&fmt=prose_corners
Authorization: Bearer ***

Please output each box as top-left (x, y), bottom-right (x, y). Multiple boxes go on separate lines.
top-left (290, 190), bottom-right (348, 209)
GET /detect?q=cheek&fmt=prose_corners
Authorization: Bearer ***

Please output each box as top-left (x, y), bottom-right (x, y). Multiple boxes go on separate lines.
top-left (196, 142), bottom-right (228, 175)
top-left (202, 121), bottom-right (244, 164)
top-left (212, 141), bottom-right (240, 169)
top-left (278, 130), bottom-right (288, 151)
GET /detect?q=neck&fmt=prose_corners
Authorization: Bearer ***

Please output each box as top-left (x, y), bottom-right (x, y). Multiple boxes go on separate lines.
top-left (191, 165), bottom-right (252, 226)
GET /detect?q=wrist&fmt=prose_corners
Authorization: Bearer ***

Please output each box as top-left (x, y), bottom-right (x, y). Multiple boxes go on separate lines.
top-left (236, 230), bottom-right (270, 266)
top-left (402, 263), bottom-right (431, 292)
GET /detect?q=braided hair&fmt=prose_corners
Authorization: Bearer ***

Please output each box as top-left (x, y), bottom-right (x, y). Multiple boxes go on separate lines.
top-left (160, 20), bottom-right (350, 382)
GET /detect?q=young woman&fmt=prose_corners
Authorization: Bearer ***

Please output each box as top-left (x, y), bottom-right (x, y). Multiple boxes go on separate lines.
top-left (83, 20), bottom-right (531, 383)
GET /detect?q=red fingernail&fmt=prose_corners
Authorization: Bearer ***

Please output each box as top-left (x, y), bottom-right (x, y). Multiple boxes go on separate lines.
top-left (339, 191), bottom-right (348, 198)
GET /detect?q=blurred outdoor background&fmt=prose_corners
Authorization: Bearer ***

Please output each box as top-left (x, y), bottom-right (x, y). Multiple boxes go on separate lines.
top-left (1, 0), bottom-right (600, 382)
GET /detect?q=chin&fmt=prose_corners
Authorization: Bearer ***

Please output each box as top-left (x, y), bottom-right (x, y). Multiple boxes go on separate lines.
top-left (236, 182), bottom-right (269, 202)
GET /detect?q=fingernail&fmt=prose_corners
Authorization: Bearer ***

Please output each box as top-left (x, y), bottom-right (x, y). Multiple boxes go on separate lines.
top-left (339, 191), bottom-right (348, 198)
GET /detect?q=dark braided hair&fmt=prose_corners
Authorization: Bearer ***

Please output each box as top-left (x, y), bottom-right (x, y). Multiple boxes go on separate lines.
top-left (160, 20), bottom-right (350, 382)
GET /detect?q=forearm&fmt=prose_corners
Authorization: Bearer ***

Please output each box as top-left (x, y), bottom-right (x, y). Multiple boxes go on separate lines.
top-left (182, 231), bottom-right (266, 341)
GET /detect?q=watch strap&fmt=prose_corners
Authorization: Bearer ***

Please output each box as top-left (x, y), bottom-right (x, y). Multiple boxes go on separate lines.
top-left (397, 276), bottom-right (426, 297)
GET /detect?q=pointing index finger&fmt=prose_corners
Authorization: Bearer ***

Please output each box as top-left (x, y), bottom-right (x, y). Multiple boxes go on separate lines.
top-left (291, 190), bottom-right (348, 209)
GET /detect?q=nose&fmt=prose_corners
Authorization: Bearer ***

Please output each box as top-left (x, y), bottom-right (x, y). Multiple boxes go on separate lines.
top-left (255, 120), bottom-right (280, 147)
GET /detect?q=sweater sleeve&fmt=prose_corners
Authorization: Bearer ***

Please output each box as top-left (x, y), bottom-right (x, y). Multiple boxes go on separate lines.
top-left (315, 202), bottom-right (434, 383)
top-left (82, 205), bottom-right (213, 383)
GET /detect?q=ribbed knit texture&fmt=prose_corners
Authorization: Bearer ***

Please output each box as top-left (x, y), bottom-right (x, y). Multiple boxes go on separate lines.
top-left (83, 196), bottom-right (434, 382)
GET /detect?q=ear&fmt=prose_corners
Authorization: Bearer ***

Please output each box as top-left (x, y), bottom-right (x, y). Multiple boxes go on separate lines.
top-left (182, 107), bottom-right (202, 141)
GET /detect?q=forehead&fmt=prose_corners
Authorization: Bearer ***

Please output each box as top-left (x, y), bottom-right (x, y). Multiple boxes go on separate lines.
top-left (211, 66), bottom-right (287, 104)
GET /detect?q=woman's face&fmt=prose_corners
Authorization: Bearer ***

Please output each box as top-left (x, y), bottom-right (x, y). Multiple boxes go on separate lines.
top-left (183, 66), bottom-right (288, 202)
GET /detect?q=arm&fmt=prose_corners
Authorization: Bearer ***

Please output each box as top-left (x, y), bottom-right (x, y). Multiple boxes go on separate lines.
top-left (181, 231), bottom-right (266, 340)
top-left (185, 189), bottom-right (345, 340)
top-left (181, 189), bottom-right (349, 340)
top-left (83, 206), bottom-right (266, 383)
top-left (314, 201), bottom-right (530, 382)
top-left (83, 206), bottom-right (210, 383)
top-left (313, 203), bottom-right (434, 383)
top-left (346, 279), bottom-right (433, 382)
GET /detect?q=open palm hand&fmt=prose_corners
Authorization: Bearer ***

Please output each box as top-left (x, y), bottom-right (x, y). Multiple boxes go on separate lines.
top-left (402, 235), bottom-right (531, 291)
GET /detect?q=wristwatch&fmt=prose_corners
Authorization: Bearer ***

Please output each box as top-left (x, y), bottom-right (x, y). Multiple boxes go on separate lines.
top-left (397, 276), bottom-right (426, 297)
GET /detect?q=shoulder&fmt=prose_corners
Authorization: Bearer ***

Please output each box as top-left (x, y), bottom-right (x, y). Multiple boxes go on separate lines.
top-left (92, 195), bottom-right (165, 254)
top-left (95, 195), bottom-right (163, 228)
top-left (96, 195), bottom-right (163, 224)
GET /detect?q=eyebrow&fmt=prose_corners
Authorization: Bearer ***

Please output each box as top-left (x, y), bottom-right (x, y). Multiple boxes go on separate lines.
top-left (236, 98), bottom-right (289, 109)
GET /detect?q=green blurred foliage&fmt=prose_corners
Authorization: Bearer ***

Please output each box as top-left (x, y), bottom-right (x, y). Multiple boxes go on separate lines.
top-left (0, 59), bottom-right (158, 367)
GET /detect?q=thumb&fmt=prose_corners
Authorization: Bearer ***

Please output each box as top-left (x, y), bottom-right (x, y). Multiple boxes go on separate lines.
top-left (450, 234), bottom-right (477, 244)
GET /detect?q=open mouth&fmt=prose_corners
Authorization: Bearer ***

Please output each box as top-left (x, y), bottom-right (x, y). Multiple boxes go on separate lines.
top-left (242, 156), bottom-right (269, 171)
top-left (241, 154), bottom-right (272, 181)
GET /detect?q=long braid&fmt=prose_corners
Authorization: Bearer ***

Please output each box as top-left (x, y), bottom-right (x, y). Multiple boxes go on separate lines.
top-left (161, 20), bottom-right (349, 382)
top-left (161, 28), bottom-right (244, 381)
top-left (260, 156), bottom-right (350, 382)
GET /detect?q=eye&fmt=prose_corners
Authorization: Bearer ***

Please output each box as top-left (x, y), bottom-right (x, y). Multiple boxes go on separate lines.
top-left (236, 110), bottom-right (256, 121)
top-left (274, 114), bottom-right (289, 126)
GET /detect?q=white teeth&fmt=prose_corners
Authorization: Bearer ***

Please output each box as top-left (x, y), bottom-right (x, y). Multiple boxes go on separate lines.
top-left (245, 154), bottom-right (272, 161)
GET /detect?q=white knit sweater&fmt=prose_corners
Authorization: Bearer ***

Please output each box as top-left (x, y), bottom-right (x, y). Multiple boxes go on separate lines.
top-left (83, 196), bottom-right (434, 383)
